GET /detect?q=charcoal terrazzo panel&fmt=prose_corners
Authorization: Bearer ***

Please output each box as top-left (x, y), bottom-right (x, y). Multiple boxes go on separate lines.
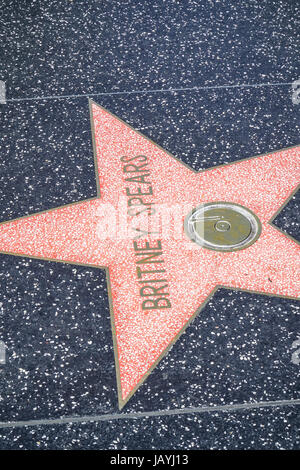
top-left (125, 289), bottom-right (300, 412)
top-left (0, 85), bottom-right (299, 419)
top-left (0, 98), bottom-right (97, 223)
top-left (0, 256), bottom-right (118, 421)
top-left (272, 188), bottom-right (300, 242)
top-left (0, 0), bottom-right (299, 99)
top-left (0, 405), bottom-right (299, 450)
top-left (95, 85), bottom-right (300, 172)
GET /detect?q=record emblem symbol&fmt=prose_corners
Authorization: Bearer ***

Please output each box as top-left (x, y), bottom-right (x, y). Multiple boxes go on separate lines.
top-left (185, 202), bottom-right (262, 251)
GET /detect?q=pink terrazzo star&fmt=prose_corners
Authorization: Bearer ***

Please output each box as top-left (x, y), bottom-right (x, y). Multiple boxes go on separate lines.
top-left (0, 99), bottom-right (299, 408)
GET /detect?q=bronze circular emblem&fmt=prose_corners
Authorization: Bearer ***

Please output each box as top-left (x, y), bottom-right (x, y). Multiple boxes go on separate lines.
top-left (184, 202), bottom-right (262, 251)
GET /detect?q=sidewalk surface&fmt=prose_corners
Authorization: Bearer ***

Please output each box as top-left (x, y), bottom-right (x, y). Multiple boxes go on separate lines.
top-left (0, 0), bottom-right (299, 450)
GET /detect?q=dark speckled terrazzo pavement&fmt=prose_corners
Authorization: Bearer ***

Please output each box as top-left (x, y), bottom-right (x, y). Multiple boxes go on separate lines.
top-left (0, 0), bottom-right (299, 450)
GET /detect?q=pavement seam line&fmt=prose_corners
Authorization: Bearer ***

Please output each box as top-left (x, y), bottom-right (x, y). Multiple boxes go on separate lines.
top-left (0, 398), bottom-right (299, 429)
top-left (4, 81), bottom-right (294, 103)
